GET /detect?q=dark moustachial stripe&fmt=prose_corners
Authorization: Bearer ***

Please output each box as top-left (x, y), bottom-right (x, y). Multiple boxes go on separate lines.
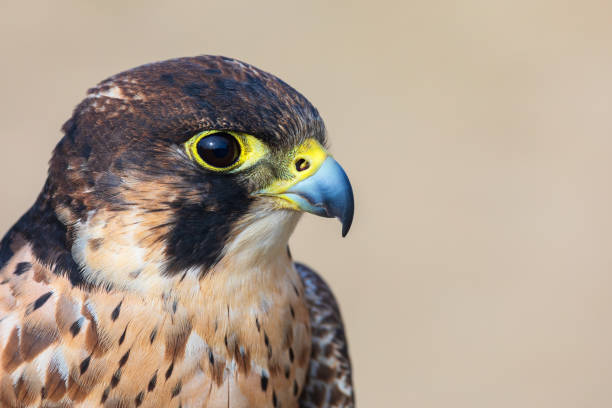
top-left (1, 55), bottom-right (326, 294)
top-left (0, 55), bottom-right (338, 406)
top-left (163, 187), bottom-right (250, 275)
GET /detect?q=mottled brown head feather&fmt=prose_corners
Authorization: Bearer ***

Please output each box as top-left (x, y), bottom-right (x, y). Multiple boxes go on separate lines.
top-left (7, 56), bottom-right (326, 281)
top-left (0, 56), bottom-right (354, 408)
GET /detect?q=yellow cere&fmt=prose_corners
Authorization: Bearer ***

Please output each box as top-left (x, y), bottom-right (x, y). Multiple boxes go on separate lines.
top-left (185, 130), bottom-right (268, 172)
top-left (261, 138), bottom-right (328, 195)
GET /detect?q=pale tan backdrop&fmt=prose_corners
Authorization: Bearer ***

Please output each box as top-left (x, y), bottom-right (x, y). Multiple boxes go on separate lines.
top-left (2, 1), bottom-right (612, 407)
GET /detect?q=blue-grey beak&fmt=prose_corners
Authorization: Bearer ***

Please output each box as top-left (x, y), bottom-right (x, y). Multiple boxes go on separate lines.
top-left (281, 157), bottom-right (354, 237)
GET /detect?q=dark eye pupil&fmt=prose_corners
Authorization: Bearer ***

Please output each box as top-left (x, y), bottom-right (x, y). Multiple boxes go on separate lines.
top-left (196, 132), bottom-right (240, 168)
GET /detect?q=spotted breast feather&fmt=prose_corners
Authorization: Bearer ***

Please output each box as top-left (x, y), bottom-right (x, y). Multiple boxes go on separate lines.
top-left (0, 228), bottom-right (354, 407)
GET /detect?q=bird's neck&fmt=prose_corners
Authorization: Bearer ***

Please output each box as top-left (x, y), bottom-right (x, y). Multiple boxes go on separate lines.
top-left (161, 209), bottom-right (312, 399)
top-left (199, 208), bottom-right (303, 306)
top-left (0, 201), bottom-right (312, 405)
top-left (182, 209), bottom-right (304, 328)
top-left (13, 183), bottom-right (306, 304)
top-left (215, 210), bottom-right (301, 273)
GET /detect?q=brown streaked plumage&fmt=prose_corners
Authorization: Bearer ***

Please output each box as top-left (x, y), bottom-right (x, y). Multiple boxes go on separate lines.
top-left (0, 55), bottom-right (354, 407)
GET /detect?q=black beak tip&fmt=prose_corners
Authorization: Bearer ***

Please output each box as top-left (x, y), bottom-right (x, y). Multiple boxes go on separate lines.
top-left (340, 201), bottom-right (354, 238)
top-left (342, 222), bottom-right (351, 238)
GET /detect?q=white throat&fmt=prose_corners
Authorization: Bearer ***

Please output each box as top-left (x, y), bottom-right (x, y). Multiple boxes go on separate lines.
top-left (217, 209), bottom-right (301, 272)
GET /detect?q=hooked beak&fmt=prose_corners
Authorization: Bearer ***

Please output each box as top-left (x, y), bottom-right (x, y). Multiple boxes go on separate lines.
top-left (283, 156), bottom-right (354, 237)
top-left (256, 139), bottom-right (354, 237)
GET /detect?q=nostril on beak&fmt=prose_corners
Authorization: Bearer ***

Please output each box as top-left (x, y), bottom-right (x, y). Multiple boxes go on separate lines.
top-left (295, 158), bottom-right (310, 172)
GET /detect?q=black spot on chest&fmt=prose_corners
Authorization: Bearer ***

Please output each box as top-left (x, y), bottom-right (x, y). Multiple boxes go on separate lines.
top-left (14, 262), bottom-right (32, 276)
top-left (111, 300), bottom-right (122, 321)
top-left (111, 368), bottom-right (122, 387)
top-left (148, 371), bottom-right (158, 391)
top-left (33, 292), bottom-right (53, 310)
top-left (165, 362), bottom-right (174, 380)
top-left (119, 349), bottom-right (130, 367)
top-left (80, 356), bottom-right (91, 374)
top-left (261, 371), bottom-right (269, 392)
top-left (135, 391), bottom-right (144, 406)
top-left (70, 317), bottom-right (84, 337)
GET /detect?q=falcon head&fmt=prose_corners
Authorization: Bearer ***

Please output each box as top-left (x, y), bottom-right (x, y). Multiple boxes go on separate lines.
top-left (45, 56), bottom-right (353, 288)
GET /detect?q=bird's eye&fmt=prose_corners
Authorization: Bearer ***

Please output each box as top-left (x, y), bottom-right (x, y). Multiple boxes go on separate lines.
top-left (185, 130), bottom-right (268, 172)
top-left (195, 132), bottom-right (240, 169)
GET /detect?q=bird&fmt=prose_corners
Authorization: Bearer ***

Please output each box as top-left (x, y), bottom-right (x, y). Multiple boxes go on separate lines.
top-left (0, 55), bottom-right (355, 408)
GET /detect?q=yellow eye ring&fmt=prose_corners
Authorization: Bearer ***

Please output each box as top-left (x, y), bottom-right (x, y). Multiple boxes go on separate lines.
top-left (185, 130), bottom-right (268, 172)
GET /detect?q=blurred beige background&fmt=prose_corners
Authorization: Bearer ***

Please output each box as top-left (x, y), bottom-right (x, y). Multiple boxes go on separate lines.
top-left (2, 0), bottom-right (612, 406)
